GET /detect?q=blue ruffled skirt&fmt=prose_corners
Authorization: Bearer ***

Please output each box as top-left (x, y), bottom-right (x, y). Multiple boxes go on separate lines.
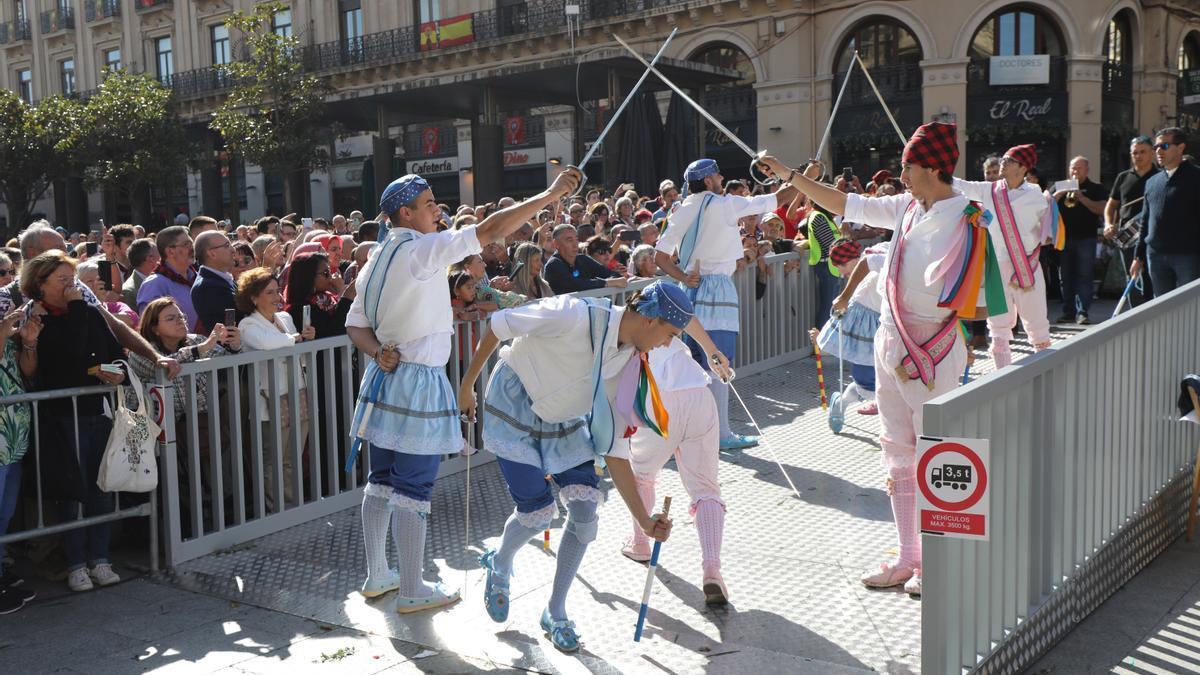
top-left (686, 275), bottom-right (740, 333)
top-left (482, 362), bottom-right (595, 476)
top-left (351, 361), bottom-right (463, 456)
top-left (816, 301), bottom-right (880, 366)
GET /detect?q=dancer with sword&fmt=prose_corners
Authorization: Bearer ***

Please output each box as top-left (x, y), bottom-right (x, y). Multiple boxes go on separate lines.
top-left (759, 122), bottom-right (1008, 597)
top-left (344, 167), bottom-right (580, 612)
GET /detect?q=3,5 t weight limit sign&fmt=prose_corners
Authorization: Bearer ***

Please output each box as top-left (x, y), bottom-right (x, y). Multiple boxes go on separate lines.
top-left (917, 436), bottom-right (990, 540)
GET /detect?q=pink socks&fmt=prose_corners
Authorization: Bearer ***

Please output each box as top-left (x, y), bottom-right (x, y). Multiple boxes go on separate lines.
top-left (628, 478), bottom-right (656, 551)
top-left (889, 467), bottom-right (920, 568)
top-left (694, 499), bottom-right (725, 577)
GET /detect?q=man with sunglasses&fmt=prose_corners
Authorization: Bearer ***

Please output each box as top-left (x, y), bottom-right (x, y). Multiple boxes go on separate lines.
top-left (1131, 127), bottom-right (1200, 297)
top-left (1104, 136), bottom-right (1159, 305)
top-left (191, 231), bottom-right (241, 336)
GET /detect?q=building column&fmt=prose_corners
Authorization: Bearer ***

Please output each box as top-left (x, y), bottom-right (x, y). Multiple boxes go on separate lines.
top-left (243, 164), bottom-right (267, 222)
top-left (544, 109), bottom-right (574, 185)
top-left (373, 103), bottom-right (396, 209)
top-left (811, 74), bottom-right (834, 169)
top-left (755, 79), bottom-right (811, 165)
top-left (1136, 66), bottom-right (1177, 137)
top-left (309, 167), bottom-right (333, 218)
top-left (920, 59), bottom-right (970, 176)
top-left (1067, 57), bottom-right (1105, 175)
top-left (199, 166), bottom-right (223, 219)
top-left (472, 86), bottom-right (503, 203)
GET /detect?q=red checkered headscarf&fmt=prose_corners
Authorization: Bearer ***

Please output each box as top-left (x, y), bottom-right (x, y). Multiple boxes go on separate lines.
top-left (829, 238), bottom-right (863, 266)
top-left (1004, 144), bottom-right (1038, 170)
top-left (901, 122), bottom-right (958, 175)
top-left (871, 170), bottom-right (892, 185)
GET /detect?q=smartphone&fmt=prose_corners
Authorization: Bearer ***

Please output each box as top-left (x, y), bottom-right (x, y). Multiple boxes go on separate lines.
top-left (618, 229), bottom-right (641, 243)
top-left (301, 217), bottom-right (314, 230)
top-left (842, 167), bottom-right (854, 182)
top-left (97, 260), bottom-right (114, 291)
top-left (224, 308), bottom-right (237, 328)
top-left (302, 305), bottom-right (312, 330)
top-left (85, 242), bottom-right (99, 257)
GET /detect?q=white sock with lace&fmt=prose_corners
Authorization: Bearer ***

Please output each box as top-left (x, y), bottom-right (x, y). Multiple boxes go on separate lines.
top-left (391, 501), bottom-right (432, 598)
top-left (360, 489), bottom-right (393, 580)
top-left (708, 379), bottom-right (732, 439)
top-left (549, 497), bottom-right (599, 621)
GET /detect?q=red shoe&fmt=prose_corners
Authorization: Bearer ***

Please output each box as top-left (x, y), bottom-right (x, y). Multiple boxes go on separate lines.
top-left (857, 402), bottom-right (878, 415)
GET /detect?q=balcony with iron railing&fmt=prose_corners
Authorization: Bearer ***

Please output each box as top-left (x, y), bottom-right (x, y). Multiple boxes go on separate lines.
top-left (169, 67), bottom-right (237, 98)
top-left (175, 0), bottom-right (695, 99)
top-left (402, 125), bottom-right (458, 159)
top-left (134, 0), bottom-right (171, 13)
top-left (41, 6), bottom-right (75, 35)
top-left (0, 19), bottom-right (32, 45)
top-left (84, 0), bottom-right (120, 23)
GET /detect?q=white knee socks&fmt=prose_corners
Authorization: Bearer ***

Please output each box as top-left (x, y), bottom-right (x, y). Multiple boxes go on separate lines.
top-left (361, 490), bottom-right (393, 580)
top-left (708, 379), bottom-right (731, 439)
top-left (694, 499), bottom-right (725, 577)
top-left (549, 498), bottom-right (599, 621)
top-left (391, 502), bottom-right (432, 598)
top-left (628, 478), bottom-right (656, 550)
top-left (889, 467), bottom-right (921, 568)
top-left (495, 510), bottom-right (545, 576)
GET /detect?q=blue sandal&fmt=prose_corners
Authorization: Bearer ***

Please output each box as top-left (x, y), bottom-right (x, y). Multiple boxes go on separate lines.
top-left (829, 392), bottom-right (845, 434)
top-left (540, 608), bottom-right (581, 652)
top-left (479, 550), bottom-right (511, 623)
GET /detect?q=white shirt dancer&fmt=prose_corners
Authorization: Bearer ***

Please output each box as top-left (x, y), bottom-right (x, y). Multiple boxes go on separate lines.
top-left (953, 143), bottom-right (1054, 367)
top-left (345, 168), bottom-right (581, 613)
top-left (761, 122), bottom-right (1006, 597)
top-left (654, 158), bottom-right (800, 451)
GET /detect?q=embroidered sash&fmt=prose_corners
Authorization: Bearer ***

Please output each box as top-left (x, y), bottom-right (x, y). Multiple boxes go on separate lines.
top-left (991, 181), bottom-right (1039, 289)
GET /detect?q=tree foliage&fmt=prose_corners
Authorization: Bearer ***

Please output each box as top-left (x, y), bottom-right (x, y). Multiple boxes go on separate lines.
top-left (0, 90), bottom-right (86, 228)
top-left (82, 70), bottom-right (194, 195)
top-left (210, 1), bottom-right (332, 181)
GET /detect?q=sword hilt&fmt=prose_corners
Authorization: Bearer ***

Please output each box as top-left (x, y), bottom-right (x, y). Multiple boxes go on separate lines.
top-left (749, 150), bottom-right (775, 187)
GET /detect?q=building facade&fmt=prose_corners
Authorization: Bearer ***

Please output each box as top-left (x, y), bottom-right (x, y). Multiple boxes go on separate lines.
top-left (2, 0), bottom-right (1199, 228)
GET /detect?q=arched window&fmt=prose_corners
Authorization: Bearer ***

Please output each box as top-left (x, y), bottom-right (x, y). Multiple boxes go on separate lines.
top-left (969, 7), bottom-right (1065, 58)
top-left (1180, 31), bottom-right (1200, 72)
top-left (690, 43), bottom-right (755, 87)
top-left (1104, 13), bottom-right (1131, 66)
top-left (834, 18), bottom-right (921, 74)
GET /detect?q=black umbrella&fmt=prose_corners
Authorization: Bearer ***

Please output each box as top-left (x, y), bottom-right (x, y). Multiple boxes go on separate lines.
top-left (660, 91), bottom-right (699, 188)
top-left (614, 91), bottom-right (665, 198)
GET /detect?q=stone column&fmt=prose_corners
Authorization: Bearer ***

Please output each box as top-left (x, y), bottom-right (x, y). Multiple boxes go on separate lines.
top-left (920, 59), bottom-right (970, 176)
top-left (755, 79), bottom-right (811, 165)
top-left (1067, 57), bottom-right (1105, 177)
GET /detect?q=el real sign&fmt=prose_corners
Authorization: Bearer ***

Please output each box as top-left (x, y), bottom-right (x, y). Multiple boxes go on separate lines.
top-left (989, 54), bottom-right (1050, 86)
top-left (917, 436), bottom-right (990, 540)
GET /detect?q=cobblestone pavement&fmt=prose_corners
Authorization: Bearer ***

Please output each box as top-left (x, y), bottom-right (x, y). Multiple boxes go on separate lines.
top-left (155, 313), bottom-right (1104, 675)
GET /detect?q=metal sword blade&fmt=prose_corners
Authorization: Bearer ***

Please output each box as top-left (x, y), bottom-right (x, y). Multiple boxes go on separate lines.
top-left (611, 32), bottom-right (758, 160)
top-left (852, 51), bottom-right (907, 145)
top-left (578, 27), bottom-right (679, 169)
top-left (814, 45), bottom-right (856, 161)
top-left (727, 380), bottom-right (803, 500)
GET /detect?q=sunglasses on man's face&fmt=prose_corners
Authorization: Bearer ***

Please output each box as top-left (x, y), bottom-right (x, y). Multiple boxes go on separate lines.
top-left (1156, 142), bottom-right (1175, 150)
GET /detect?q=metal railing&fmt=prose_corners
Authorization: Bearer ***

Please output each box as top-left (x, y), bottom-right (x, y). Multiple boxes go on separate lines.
top-left (40, 6), bottom-right (74, 33)
top-left (84, 0), bottom-right (120, 22)
top-left (159, 254), bottom-right (815, 566)
top-left (0, 19), bottom-right (32, 44)
top-left (921, 279), bottom-right (1200, 674)
top-left (0, 384), bottom-right (158, 572)
top-left (169, 67), bottom-right (236, 98)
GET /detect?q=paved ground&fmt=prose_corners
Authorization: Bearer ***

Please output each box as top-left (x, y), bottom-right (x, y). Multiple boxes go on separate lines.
top-left (0, 299), bottom-right (1127, 674)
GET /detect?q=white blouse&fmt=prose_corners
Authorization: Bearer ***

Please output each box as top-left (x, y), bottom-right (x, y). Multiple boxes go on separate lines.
top-left (239, 310), bottom-right (306, 419)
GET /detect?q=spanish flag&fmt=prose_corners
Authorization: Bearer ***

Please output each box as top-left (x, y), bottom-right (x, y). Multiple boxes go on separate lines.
top-left (420, 14), bottom-right (474, 50)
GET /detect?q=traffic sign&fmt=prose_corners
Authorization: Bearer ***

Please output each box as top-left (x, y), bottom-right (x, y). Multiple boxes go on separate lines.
top-left (917, 436), bottom-right (990, 540)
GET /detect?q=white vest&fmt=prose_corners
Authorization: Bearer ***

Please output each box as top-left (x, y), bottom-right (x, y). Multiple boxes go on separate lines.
top-left (499, 300), bottom-right (632, 423)
top-left (360, 228), bottom-right (453, 345)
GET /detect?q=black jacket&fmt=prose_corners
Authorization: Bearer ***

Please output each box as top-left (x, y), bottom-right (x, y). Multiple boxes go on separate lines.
top-left (190, 266), bottom-right (237, 334)
top-left (543, 252), bottom-right (618, 295)
top-left (1137, 161), bottom-right (1200, 259)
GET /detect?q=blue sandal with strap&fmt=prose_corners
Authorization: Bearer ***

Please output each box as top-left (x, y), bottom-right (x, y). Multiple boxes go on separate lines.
top-left (540, 608), bottom-right (581, 652)
top-left (479, 549), bottom-right (511, 623)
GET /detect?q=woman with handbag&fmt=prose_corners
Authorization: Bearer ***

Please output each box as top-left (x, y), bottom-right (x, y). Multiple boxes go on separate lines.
top-left (22, 251), bottom-right (125, 592)
top-left (237, 268), bottom-right (314, 510)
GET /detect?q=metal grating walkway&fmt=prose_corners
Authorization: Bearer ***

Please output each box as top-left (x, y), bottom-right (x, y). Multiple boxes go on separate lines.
top-left (159, 321), bottom-right (1093, 674)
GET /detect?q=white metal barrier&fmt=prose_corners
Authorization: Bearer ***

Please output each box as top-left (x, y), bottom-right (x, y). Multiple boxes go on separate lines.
top-left (921, 278), bottom-right (1200, 674)
top-left (158, 254), bottom-right (816, 566)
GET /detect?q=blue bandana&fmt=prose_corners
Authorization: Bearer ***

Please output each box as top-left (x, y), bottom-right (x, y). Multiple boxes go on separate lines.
top-left (379, 174), bottom-right (430, 215)
top-left (635, 280), bottom-right (694, 329)
top-left (684, 158), bottom-right (719, 182)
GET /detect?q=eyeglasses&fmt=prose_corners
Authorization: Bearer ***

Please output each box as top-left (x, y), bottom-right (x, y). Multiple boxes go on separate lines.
top-left (158, 313), bottom-right (187, 324)
top-left (1155, 142), bottom-right (1175, 150)
top-left (0, 268), bottom-right (13, 277)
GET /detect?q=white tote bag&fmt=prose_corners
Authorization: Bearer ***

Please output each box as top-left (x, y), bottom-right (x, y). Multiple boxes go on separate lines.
top-left (97, 360), bottom-right (161, 493)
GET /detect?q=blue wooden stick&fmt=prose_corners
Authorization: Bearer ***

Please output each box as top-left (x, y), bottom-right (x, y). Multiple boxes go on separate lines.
top-left (961, 363), bottom-right (971, 386)
top-left (634, 496), bottom-right (672, 642)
